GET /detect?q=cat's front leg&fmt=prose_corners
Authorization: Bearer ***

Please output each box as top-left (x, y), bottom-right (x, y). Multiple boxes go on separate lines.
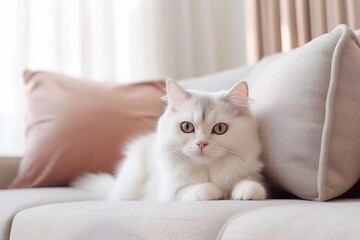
top-left (175, 183), bottom-right (223, 201)
top-left (231, 179), bottom-right (266, 200)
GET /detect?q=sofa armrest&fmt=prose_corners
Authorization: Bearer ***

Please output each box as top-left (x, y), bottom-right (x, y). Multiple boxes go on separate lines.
top-left (0, 157), bottom-right (20, 189)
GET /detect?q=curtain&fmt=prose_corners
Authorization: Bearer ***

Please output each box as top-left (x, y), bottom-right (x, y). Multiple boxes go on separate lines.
top-left (0, 0), bottom-right (247, 156)
top-left (245, 0), bottom-right (360, 64)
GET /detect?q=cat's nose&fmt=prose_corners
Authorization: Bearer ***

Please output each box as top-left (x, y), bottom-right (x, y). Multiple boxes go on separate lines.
top-left (197, 141), bottom-right (208, 150)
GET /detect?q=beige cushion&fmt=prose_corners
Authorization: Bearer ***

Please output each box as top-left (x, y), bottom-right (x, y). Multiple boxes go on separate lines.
top-left (220, 200), bottom-right (360, 240)
top-left (10, 200), bottom-right (307, 240)
top-left (10, 71), bottom-right (165, 188)
top-left (0, 187), bottom-right (99, 240)
top-left (248, 24), bottom-right (360, 201)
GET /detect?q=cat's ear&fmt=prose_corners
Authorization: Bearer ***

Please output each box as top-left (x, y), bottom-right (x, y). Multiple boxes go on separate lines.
top-left (224, 81), bottom-right (249, 113)
top-left (166, 79), bottom-right (190, 111)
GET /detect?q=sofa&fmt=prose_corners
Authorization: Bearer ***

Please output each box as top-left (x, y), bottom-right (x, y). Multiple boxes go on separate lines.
top-left (1, 157), bottom-right (360, 240)
top-left (1, 25), bottom-right (360, 240)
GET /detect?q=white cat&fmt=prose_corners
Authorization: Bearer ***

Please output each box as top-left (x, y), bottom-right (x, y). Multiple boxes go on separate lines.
top-left (73, 80), bottom-right (266, 201)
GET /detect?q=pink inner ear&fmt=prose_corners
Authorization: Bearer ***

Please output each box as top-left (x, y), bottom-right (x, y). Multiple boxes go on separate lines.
top-left (224, 81), bottom-right (249, 108)
top-left (225, 92), bottom-right (248, 107)
top-left (239, 82), bottom-right (248, 97)
top-left (166, 80), bottom-right (190, 111)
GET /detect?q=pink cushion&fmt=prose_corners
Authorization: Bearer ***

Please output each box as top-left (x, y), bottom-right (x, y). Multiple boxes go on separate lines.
top-left (10, 70), bottom-right (165, 188)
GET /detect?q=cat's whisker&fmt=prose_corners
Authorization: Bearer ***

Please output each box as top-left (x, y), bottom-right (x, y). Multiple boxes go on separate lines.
top-left (168, 149), bottom-right (191, 165)
top-left (224, 149), bottom-right (243, 160)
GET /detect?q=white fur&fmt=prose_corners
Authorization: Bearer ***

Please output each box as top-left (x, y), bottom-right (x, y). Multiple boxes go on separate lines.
top-left (73, 81), bottom-right (266, 201)
top-left (71, 173), bottom-right (115, 198)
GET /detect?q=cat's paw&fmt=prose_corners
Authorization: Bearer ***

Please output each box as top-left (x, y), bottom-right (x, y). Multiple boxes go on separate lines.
top-left (181, 183), bottom-right (223, 201)
top-left (231, 179), bottom-right (266, 200)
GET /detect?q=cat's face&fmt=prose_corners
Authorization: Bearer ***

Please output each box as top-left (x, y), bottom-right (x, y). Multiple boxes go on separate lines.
top-left (157, 80), bottom-right (256, 165)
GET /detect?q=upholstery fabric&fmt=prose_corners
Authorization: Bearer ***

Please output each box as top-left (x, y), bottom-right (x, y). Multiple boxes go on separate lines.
top-left (0, 158), bottom-right (20, 189)
top-left (9, 71), bottom-right (165, 188)
top-left (0, 188), bottom-right (100, 240)
top-left (248, 25), bottom-right (360, 200)
top-left (10, 200), bottom-right (308, 240)
top-left (179, 64), bottom-right (252, 92)
top-left (219, 200), bottom-right (360, 240)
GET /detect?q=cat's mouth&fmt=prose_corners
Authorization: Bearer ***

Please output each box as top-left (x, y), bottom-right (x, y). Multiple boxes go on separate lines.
top-left (198, 151), bottom-right (209, 157)
top-left (184, 149), bottom-right (210, 159)
top-left (182, 144), bottom-right (226, 161)
top-left (194, 149), bottom-right (218, 160)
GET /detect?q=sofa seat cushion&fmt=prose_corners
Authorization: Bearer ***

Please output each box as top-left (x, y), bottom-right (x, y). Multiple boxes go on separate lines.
top-left (0, 188), bottom-right (100, 240)
top-left (219, 199), bottom-right (360, 240)
top-left (10, 200), bottom-right (308, 240)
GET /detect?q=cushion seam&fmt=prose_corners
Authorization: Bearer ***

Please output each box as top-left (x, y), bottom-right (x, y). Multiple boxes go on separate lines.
top-left (216, 202), bottom-right (313, 240)
top-left (317, 26), bottom-right (350, 201)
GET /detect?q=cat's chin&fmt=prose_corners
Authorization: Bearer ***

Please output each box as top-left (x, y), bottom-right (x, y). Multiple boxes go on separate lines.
top-left (188, 153), bottom-right (222, 165)
top-left (183, 147), bottom-right (225, 159)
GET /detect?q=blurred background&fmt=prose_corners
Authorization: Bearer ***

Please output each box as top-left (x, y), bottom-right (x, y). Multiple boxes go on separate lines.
top-left (1, 0), bottom-right (359, 156)
top-left (0, 0), bottom-right (247, 156)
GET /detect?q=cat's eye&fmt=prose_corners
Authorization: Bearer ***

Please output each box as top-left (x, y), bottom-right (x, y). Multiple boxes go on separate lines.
top-left (212, 123), bottom-right (228, 135)
top-left (180, 121), bottom-right (195, 133)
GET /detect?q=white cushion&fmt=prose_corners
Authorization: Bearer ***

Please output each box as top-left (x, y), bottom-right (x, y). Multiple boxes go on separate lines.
top-left (248, 24), bottom-right (360, 201)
